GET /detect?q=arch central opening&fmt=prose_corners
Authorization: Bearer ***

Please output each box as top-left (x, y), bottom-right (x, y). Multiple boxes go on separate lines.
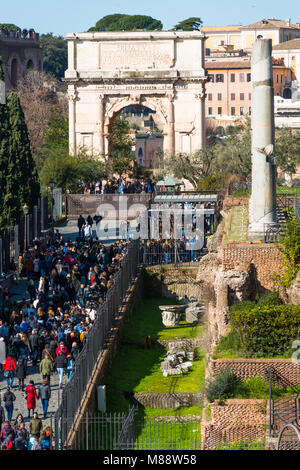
top-left (108, 104), bottom-right (164, 176)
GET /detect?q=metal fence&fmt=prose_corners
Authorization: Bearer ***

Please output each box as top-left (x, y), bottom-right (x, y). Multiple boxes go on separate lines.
top-left (140, 249), bottom-right (204, 266)
top-left (268, 367), bottom-right (300, 439)
top-left (294, 197), bottom-right (300, 224)
top-left (0, 197), bottom-right (48, 274)
top-left (54, 406), bottom-right (269, 451)
top-left (54, 240), bottom-right (139, 449)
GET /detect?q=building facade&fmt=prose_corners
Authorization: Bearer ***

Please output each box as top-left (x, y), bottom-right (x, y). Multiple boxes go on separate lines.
top-left (64, 31), bottom-right (207, 158)
top-left (202, 18), bottom-right (300, 54)
top-left (205, 56), bottom-right (291, 121)
top-left (0, 27), bottom-right (43, 90)
top-left (135, 133), bottom-right (163, 168)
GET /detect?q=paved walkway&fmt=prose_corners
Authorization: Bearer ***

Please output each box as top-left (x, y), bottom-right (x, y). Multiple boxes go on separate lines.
top-left (56, 219), bottom-right (126, 244)
top-left (1, 217), bottom-right (124, 432)
top-left (1, 279), bottom-right (66, 431)
top-left (0, 220), bottom-right (80, 431)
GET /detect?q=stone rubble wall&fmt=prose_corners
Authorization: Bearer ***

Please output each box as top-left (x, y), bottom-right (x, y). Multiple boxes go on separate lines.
top-left (211, 358), bottom-right (300, 386)
top-left (133, 392), bottom-right (203, 409)
top-left (221, 244), bottom-right (284, 291)
top-left (203, 399), bottom-right (267, 449)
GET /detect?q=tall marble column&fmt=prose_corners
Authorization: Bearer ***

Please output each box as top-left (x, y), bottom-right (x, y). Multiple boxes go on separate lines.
top-left (194, 89), bottom-right (206, 150)
top-left (166, 92), bottom-right (175, 156)
top-left (98, 94), bottom-right (105, 156)
top-left (68, 86), bottom-right (77, 155)
top-left (248, 38), bottom-right (278, 240)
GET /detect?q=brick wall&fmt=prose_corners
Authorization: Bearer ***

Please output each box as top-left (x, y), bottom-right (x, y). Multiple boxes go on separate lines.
top-left (221, 244), bottom-right (283, 291)
top-left (223, 197), bottom-right (250, 211)
top-left (203, 399), bottom-right (267, 449)
top-left (211, 359), bottom-right (300, 386)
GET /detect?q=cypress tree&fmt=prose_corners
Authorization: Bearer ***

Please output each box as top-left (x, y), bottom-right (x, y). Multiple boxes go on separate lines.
top-left (4, 93), bottom-right (40, 226)
top-left (0, 58), bottom-right (11, 229)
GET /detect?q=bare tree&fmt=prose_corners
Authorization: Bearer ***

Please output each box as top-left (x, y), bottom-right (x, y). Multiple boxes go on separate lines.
top-left (16, 70), bottom-right (67, 154)
top-left (162, 147), bottom-right (217, 189)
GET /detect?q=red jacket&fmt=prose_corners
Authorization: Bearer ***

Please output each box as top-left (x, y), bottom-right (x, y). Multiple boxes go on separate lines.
top-left (3, 357), bottom-right (16, 371)
top-left (55, 344), bottom-right (69, 357)
top-left (25, 384), bottom-right (38, 410)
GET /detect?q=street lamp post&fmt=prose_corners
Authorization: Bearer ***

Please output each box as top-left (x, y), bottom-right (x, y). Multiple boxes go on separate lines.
top-left (50, 180), bottom-right (55, 231)
top-left (23, 203), bottom-right (29, 251)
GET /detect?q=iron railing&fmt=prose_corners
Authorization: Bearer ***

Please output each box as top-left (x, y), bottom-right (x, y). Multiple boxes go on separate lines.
top-left (268, 367), bottom-right (300, 439)
top-left (139, 249), bottom-right (204, 266)
top-left (0, 197), bottom-right (49, 275)
top-left (55, 406), bottom-right (268, 451)
top-left (294, 197), bottom-right (300, 224)
top-left (54, 240), bottom-right (139, 449)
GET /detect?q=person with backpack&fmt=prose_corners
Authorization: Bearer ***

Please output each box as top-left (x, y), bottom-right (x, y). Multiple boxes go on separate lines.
top-left (55, 351), bottom-right (67, 389)
top-left (16, 358), bottom-right (26, 391)
top-left (14, 430), bottom-right (28, 450)
top-left (2, 355), bottom-right (17, 388)
top-left (29, 328), bottom-right (41, 366)
top-left (39, 352), bottom-right (54, 384)
top-left (0, 421), bottom-right (14, 445)
top-left (2, 431), bottom-right (15, 450)
top-left (3, 387), bottom-right (16, 421)
top-left (37, 379), bottom-right (51, 419)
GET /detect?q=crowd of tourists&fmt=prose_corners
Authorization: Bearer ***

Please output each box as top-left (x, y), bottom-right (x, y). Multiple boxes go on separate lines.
top-left (0, 229), bottom-right (130, 450)
top-left (78, 178), bottom-right (155, 195)
top-left (139, 238), bottom-right (204, 265)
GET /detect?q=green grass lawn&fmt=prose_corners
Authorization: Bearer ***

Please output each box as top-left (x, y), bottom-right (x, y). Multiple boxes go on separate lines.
top-left (134, 420), bottom-right (201, 450)
top-left (104, 297), bottom-right (206, 414)
top-left (122, 297), bottom-right (204, 343)
top-left (222, 205), bottom-right (249, 244)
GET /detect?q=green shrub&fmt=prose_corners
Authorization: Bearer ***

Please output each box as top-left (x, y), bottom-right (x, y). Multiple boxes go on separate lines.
top-left (234, 377), bottom-right (269, 399)
top-left (256, 291), bottom-right (283, 307)
top-left (273, 212), bottom-right (300, 288)
top-left (206, 368), bottom-right (239, 402)
top-left (232, 188), bottom-right (251, 198)
top-left (213, 329), bottom-right (243, 359)
top-left (197, 174), bottom-right (228, 191)
top-left (230, 302), bottom-right (300, 357)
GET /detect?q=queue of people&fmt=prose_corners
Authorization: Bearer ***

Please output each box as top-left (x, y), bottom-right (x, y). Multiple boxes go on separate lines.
top-left (139, 238), bottom-right (203, 265)
top-left (0, 228), bottom-right (130, 450)
top-left (78, 178), bottom-right (155, 195)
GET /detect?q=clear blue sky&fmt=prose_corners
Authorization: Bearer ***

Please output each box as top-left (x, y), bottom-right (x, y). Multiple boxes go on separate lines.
top-left (1, 0), bottom-right (300, 36)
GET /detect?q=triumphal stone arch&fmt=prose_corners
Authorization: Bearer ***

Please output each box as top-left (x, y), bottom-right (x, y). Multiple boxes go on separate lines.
top-left (64, 31), bottom-right (207, 158)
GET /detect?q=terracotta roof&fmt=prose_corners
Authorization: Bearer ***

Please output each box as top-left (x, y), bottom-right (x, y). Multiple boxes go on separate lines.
top-left (273, 38), bottom-right (300, 50)
top-left (241, 19), bottom-right (300, 30)
top-left (205, 61), bottom-right (251, 70)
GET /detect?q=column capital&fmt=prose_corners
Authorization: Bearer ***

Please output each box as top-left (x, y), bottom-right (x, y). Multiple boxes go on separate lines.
top-left (166, 91), bottom-right (175, 102)
top-left (194, 91), bottom-right (205, 101)
top-left (68, 89), bottom-right (77, 102)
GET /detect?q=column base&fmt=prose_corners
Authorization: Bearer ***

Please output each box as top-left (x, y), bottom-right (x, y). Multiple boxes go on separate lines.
top-left (248, 221), bottom-right (280, 242)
